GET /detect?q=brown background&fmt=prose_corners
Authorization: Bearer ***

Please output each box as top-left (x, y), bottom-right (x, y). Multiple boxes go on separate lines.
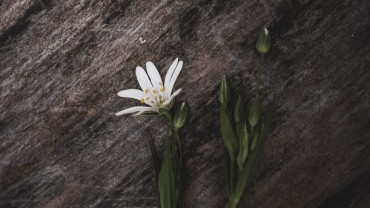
top-left (1, 0), bottom-right (370, 207)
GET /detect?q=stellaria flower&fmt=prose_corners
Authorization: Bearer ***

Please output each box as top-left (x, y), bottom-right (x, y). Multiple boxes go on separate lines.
top-left (116, 58), bottom-right (183, 116)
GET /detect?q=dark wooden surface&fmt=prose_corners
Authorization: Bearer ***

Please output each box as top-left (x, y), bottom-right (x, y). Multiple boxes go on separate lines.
top-left (1, 0), bottom-right (370, 207)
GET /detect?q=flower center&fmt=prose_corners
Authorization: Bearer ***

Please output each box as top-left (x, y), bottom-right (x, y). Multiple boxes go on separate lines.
top-left (141, 88), bottom-right (165, 107)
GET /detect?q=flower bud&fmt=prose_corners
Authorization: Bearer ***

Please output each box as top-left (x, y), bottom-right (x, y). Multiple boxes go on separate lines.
top-left (233, 95), bottom-right (244, 123)
top-left (173, 102), bottom-right (188, 130)
top-left (219, 76), bottom-right (230, 105)
top-left (256, 28), bottom-right (271, 55)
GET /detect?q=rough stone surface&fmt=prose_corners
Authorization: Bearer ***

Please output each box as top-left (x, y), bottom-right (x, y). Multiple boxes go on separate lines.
top-left (1, 0), bottom-right (370, 207)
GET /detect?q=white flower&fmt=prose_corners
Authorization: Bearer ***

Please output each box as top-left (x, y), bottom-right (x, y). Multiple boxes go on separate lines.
top-left (116, 58), bottom-right (183, 116)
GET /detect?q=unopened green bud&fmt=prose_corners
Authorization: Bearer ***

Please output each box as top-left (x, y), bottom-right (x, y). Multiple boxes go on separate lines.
top-left (248, 97), bottom-right (260, 127)
top-left (219, 76), bottom-right (230, 105)
top-left (256, 28), bottom-right (271, 55)
top-left (173, 102), bottom-right (188, 130)
top-left (233, 95), bottom-right (244, 123)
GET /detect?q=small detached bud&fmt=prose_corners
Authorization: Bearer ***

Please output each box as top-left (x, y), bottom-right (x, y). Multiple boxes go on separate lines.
top-left (256, 28), bottom-right (271, 55)
top-left (219, 76), bottom-right (231, 105)
top-left (173, 102), bottom-right (188, 130)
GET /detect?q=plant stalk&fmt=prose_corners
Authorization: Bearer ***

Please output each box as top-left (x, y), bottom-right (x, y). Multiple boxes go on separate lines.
top-left (255, 54), bottom-right (265, 96)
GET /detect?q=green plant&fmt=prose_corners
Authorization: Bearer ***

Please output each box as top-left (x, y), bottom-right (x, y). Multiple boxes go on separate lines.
top-left (219, 28), bottom-right (275, 208)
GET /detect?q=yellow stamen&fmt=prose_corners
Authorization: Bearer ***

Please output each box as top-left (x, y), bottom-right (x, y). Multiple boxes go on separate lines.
top-left (144, 89), bottom-right (149, 94)
top-left (152, 90), bottom-right (157, 94)
top-left (140, 98), bottom-right (145, 103)
top-left (146, 97), bottom-right (149, 100)
top-left (160, 87), bottom-right (165, 92)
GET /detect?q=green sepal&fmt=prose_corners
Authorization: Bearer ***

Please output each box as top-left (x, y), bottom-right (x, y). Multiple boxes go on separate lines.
top-left (168, 98), bottom-right (175, 110)
top-left (139, 111), bottom-right (159, 117)
top-left (158, 107), bottom-right (170, 116)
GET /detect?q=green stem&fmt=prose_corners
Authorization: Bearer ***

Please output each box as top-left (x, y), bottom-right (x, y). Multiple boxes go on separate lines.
top-left (255, 54), bottom-right (265, 96)
top-left (174, 130), bottom-right (182, 159)
top-left (165, 112), bottom-right (173, 127)
top-left (164, 111), bottom-right (184, 208)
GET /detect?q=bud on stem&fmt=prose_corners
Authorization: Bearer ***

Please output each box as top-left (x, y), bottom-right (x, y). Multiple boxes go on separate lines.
top-left (256, 28), bottom-right (271, 55)
top-left (173, 102), bottom-right (188, 131)
top-left (219, 76), bottom-right (231, 105)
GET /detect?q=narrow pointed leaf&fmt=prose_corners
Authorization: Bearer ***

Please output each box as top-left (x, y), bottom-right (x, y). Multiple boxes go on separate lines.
top-left (146, 136), bottom-right (161, 207)
top-left (158, 131), bottom-right (176, 208)
top-left (242, 123), bottom-right (249, 165)
top-left (220, 105), bottom-right (237, 162)
top-left (248, 97), bottom-right (260, 127)
top-left (233, 95), bottom-right (244, 123)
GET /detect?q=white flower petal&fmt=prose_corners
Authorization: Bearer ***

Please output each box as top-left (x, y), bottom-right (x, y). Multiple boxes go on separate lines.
top-left (168, 61), bottom-right (183, 96)
top-left (115, 106), bottom-right (155, 116)
top-left (117, 89), bottom-right (153, 105)
top-left (162, 88), bottom-right (182, 106)
top-left (136, 66), bottom-right (153, 91)
top-left (146, 62), bottom-right (163, 89)
top-left (164, 58), bottom-right (179, 89)
top-left (117, 89), bottom-right (146, 100)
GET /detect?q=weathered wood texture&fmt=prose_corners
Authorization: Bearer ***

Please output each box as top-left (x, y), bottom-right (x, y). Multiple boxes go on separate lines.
top-left (1, 0), bottom-right (370, 207)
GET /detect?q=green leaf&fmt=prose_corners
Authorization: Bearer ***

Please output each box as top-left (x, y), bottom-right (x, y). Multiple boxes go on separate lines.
top-left (220, 105), bottom-right (237, 163)
top-left (241, 123), bottom-right (249, 165)
top-left (236, 122), bottom-right (245, 170)
top-left (146, 136), bottom-right (160, 185)
top-left (233, 95), bottom-right (244, 123)
top-left (158, 107), bottom-right (170, 116)
top-left (248, 97), bottom-right (260, 127)
top-left (237, 122), bottom-right (250, 171)
top-left (220, 104), bottom-right (238, 197)
top-left (146, 136), bottom-right (161, 207)
top-left (251, 127), bottom-right (260, 152)
top-left (232, 98), bottom-right (275, 205)
top-left (158, 132), bottom-right (177, 208)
